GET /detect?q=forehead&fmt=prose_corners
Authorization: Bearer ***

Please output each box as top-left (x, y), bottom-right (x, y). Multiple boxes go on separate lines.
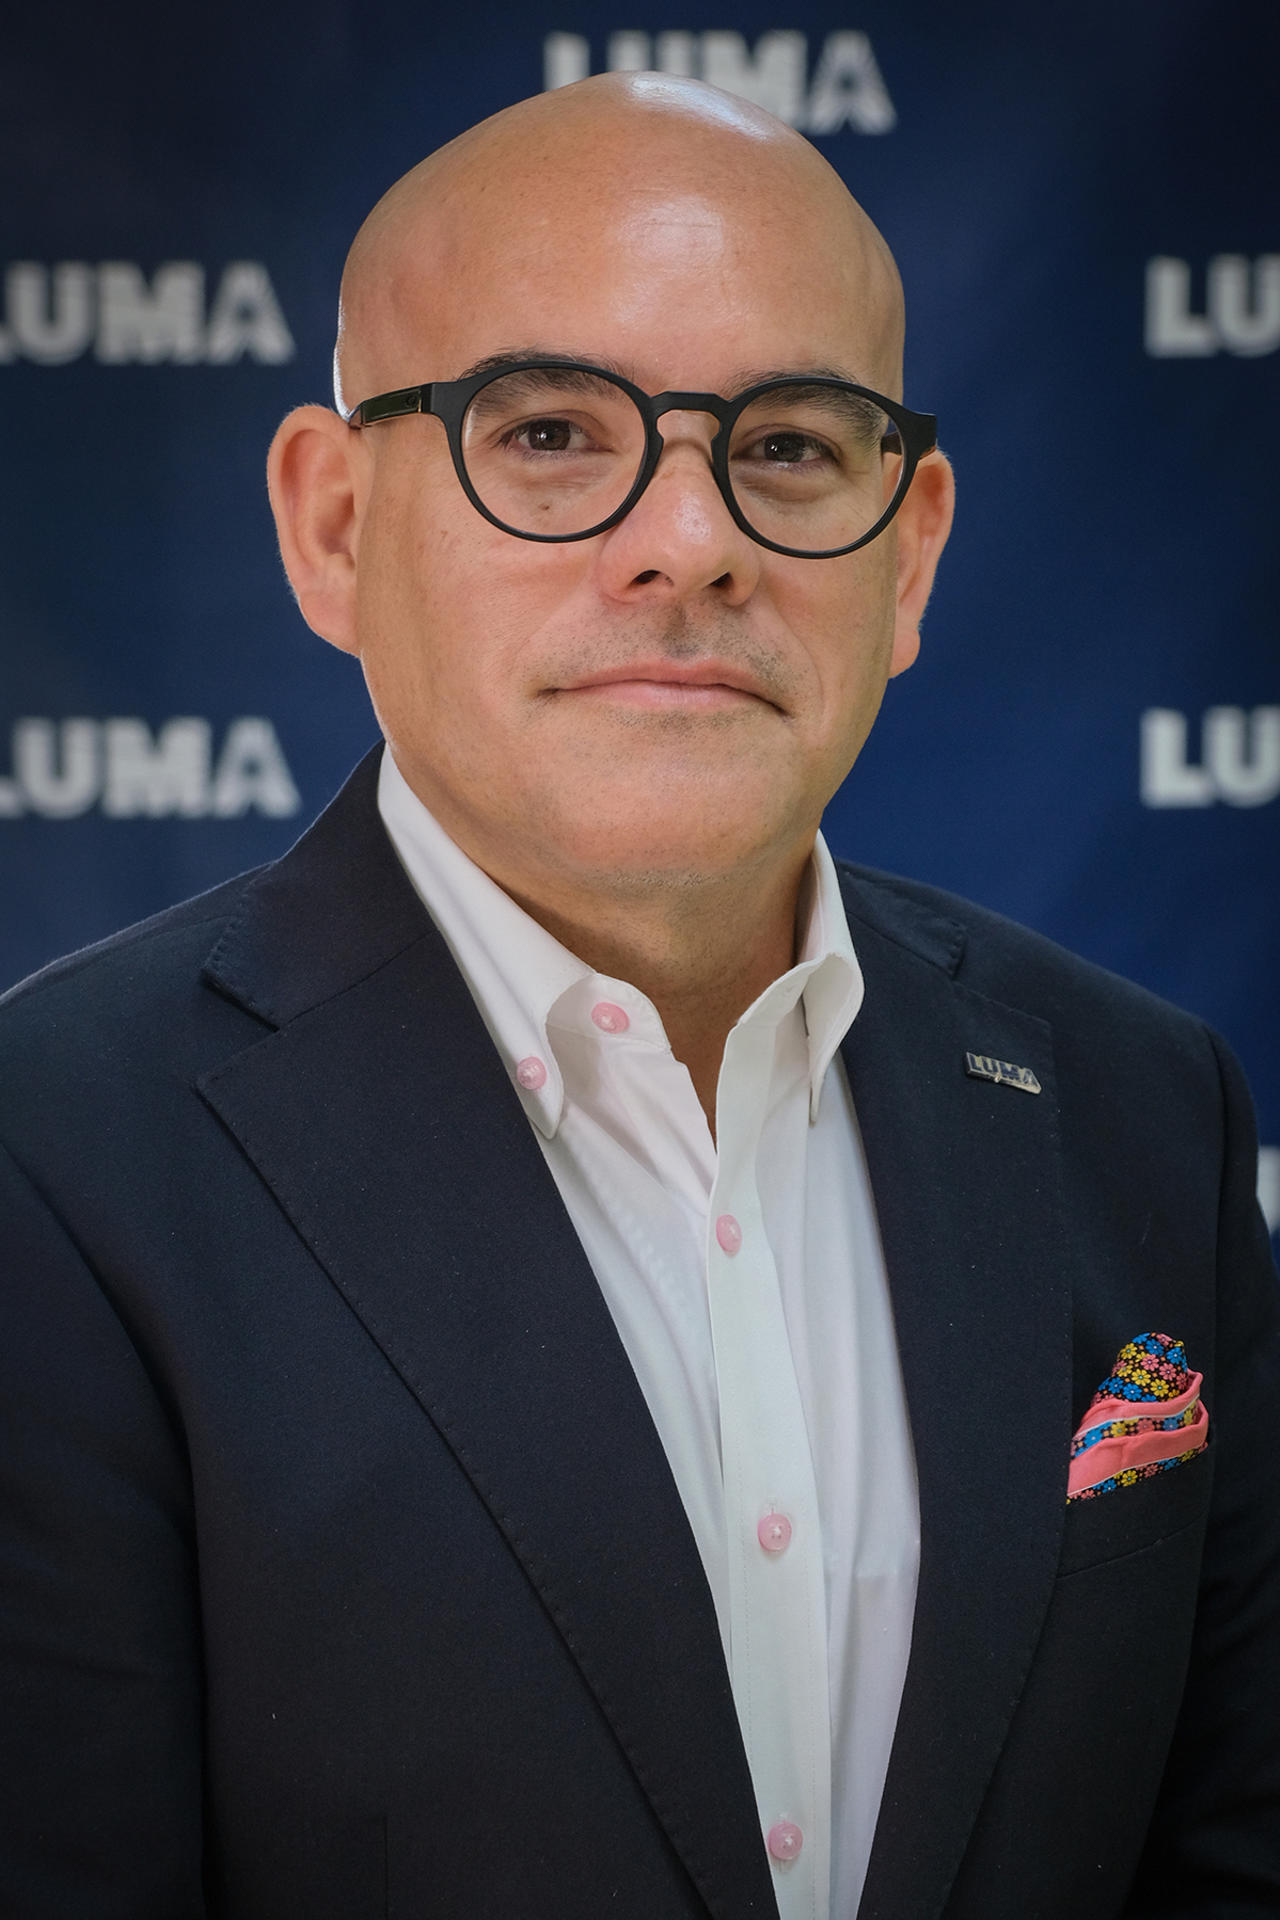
top-left (377, 173), bottom-right (888, 393)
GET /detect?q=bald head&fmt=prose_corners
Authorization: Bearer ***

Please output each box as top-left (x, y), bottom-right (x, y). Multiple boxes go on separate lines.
top-left (269, 68), bottom-right (953, 946)
top-left (334, 72), bottom-right (904, 416)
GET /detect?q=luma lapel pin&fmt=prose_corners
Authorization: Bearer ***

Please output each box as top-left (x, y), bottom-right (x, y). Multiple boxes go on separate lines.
top-left (965, 1051), bottom-right (1042, 1094)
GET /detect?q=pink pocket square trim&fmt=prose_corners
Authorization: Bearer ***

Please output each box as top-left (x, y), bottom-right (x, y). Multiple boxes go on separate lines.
top-left (1067, 1375), bottom-right (1207, 1498)
top-left (1067, 1332), bottom-right (1209, 1504)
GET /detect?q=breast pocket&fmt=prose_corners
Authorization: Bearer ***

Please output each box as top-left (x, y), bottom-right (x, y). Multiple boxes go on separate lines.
top-left (944, 1443), bottom-right (1216, 1918)
top-left (1058, 1439), bottom-right (1213, 1578)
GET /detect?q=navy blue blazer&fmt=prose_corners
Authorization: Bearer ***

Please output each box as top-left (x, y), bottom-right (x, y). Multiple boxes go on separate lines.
top-left (1, 748), bottom-right (1278, 1919)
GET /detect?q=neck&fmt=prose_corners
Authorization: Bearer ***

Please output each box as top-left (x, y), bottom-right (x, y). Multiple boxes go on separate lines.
top-left (495, 852), bottom-right (805, 1128)
top-left (387, 752), bottom-right (816, 1133)
top-left (498, 851), bottom-right (807, 1135)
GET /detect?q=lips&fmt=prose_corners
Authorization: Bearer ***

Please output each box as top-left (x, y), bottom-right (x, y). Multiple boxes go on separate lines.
top-left (555, 658), bottom-right (773, 704)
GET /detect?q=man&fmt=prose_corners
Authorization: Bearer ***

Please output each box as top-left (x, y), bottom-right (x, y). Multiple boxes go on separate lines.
top-left (1, 71), bottom-right (1277, 1920)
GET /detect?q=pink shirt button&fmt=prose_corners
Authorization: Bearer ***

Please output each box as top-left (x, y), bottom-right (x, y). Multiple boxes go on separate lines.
top-left (590, 1000), bottom-right (630, 1034)
top-left (766, 1821), bottom-right (804, 1864)
top-left (515, 1056), bottom-right (547, 1090)
top-left (715, 1213), bottom-right (743, 1255)
top-left (757, 1512), bottom-right (793, 1554)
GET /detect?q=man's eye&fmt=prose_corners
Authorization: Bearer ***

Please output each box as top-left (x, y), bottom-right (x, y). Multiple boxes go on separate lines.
top-left (510, 417), bottom-right (580, 453)
top-left (748, 429), bottom-right (832, 465)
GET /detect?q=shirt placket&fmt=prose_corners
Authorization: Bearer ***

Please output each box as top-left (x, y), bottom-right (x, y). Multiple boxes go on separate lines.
top-left (709, 1011), bottom-right (830, 1920)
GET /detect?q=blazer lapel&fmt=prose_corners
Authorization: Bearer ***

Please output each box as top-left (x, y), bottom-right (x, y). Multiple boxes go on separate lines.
top-left (837, 870), bottom-right (1074, 1920)
top-left (196, 754), bottom-right (778, 1920)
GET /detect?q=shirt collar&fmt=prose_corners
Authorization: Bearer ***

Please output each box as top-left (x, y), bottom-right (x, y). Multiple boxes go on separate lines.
top-left (377, 746), bottom-right (582, 1136)
top-left (376, 745), bottom-right (863, 1136)
top-left (792, 834), bottom-right (865, 1121)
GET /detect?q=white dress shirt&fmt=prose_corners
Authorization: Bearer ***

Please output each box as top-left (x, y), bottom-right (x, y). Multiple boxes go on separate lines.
top-left (377, 747), bottom-right (920, 1920)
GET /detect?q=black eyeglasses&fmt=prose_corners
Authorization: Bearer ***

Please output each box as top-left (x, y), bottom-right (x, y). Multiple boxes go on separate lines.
top-left (347, 359), bottom-right (937, 560)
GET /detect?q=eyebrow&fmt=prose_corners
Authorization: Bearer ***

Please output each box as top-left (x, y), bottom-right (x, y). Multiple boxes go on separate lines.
top-left (730, 363), bottom-right (871, 393)
top-left (452, 349), bottom-right (875, 397)
top-left (455, 349), bottom-right (634, 382)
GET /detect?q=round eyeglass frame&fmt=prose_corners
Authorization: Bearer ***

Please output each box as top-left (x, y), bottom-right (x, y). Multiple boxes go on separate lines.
top-left (346, 359), bottom-right (938, 560)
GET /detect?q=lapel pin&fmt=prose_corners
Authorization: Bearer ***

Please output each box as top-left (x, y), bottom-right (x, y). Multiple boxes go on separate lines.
top-left (965, 1051), bottom-right (1042, 1094)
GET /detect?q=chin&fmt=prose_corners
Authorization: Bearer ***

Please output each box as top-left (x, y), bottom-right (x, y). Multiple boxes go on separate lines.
top-left (557, 815), bottom-right (784, 891)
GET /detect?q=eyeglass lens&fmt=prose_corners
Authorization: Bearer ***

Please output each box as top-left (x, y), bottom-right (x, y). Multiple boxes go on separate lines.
top-left (459, 368), bottom-right (902, 551)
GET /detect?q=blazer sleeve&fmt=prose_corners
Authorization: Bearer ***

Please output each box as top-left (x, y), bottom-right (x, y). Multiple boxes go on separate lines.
top-left (0, 1139), bottom-right (206, 1919)
top-left (1124, 1029), bottom-right (1280, 1915)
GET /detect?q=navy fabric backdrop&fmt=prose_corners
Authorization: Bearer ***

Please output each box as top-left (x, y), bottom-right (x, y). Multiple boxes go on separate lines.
top-left (2, 1), bottom-right (1276, 1233)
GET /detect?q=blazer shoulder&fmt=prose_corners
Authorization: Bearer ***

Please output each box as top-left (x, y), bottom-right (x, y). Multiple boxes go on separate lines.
top-left (1, 868), bottom-right (265, 1015)
top-left (835, 859), bottom-right (1215, 1066)
top-left (0, 747), bottom-right (415, 1111)
top-left (0, 867), bottom-right (271, 1100)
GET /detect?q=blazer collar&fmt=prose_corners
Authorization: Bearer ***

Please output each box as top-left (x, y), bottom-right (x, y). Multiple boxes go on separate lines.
top-left (201, 746), bottom-right (428, 1028)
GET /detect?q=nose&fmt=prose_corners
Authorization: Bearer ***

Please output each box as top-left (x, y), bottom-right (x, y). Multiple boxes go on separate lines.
top-left (594, 407), bottom-right (762, 605)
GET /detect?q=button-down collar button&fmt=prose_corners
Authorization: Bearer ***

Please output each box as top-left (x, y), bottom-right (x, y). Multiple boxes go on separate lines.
top-left (516, 1056), bottom-right (548, 1090)
top-left (590, 1000), bottom-right (630, 1034)
top-left (766, 1821), bottom-right (804, 1864)
top-left (757, 1512), bottom-right (793, 1554)
top-left (715, 1213), bottom-right (743, 1255)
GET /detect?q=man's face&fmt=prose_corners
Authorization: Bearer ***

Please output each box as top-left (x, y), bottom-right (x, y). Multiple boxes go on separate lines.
top-left (322, 123), bottom-right (945, 905)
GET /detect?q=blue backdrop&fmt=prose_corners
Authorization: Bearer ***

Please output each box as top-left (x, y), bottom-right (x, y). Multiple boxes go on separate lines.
top-left (2, 0), bottom-right (1276, 1233)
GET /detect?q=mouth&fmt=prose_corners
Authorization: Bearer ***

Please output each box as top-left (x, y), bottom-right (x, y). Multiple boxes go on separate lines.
top-left (551, 659), bottom-right (777, 712)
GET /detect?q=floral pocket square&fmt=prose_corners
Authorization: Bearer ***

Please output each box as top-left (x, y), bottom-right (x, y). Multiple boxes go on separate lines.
top-left (1066, 1332), bottom-right (1208, 1504)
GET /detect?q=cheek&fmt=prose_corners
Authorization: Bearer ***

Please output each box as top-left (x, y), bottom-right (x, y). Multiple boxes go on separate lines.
top-left (784, 553), bottom-right (897, 729)
top-left (356, 463), bottom-right (485, 660)
top-left (350, 486), bottom-right (463, 750)
top-left (353, 480), bottom-right (585, 732)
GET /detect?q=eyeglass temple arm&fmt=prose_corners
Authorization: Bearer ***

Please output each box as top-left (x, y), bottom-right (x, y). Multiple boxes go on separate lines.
top-left (882, 406), bottom-right (938, 458)
top-left (346, 387), bottom-right (430, 428)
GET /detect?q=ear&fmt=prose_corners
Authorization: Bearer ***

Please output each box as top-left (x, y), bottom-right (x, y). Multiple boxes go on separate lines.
top-left (887, 449), bottom-right (955, 678)
top-left (266, 405), bottom-right (365, 655)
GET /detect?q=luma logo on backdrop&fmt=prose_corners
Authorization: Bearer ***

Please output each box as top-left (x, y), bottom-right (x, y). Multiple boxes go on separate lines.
top-left (1145, 256), bottom-right (1280, 357)
top-left (0, 262), bottom-right (294, 365)
top-left (0, 718), bottom-right (300, 819)
top-left (544, 30), bottom-right (895, 133)
top-left (1140, 708), bottom-right (1280, 808)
